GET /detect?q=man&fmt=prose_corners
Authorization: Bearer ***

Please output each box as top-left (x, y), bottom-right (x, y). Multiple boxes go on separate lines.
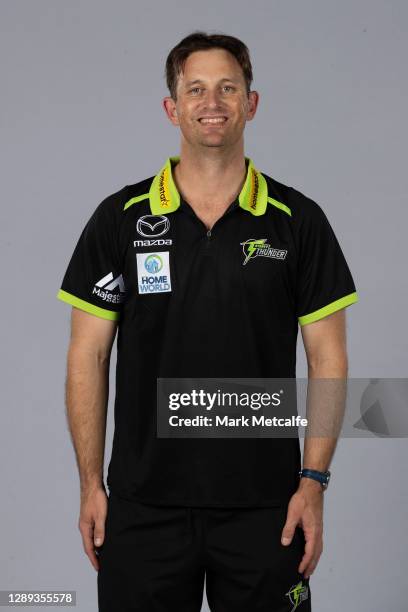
top-left (57, 31), bottom-right (358, 611)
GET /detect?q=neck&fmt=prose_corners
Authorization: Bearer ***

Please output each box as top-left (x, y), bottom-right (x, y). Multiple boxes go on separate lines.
top-left (172, 142), bottom-right (247, 211)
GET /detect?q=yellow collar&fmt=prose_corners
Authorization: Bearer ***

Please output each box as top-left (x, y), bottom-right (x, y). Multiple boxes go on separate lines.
top-left (148, 155), bottom-right (268, 216)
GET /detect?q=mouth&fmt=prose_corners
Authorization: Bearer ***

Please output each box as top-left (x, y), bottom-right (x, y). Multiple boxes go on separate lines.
top-left (197, 116), bottom-right (228, 125)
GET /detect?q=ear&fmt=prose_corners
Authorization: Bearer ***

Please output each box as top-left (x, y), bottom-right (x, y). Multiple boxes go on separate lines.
top-left (162, 97), bottom-right (180, 126)
top-left (246, 90), bottom-right (259, 121)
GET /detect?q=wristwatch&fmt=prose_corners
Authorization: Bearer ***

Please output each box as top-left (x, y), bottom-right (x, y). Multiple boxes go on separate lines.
top-left (299, 468), bottom-right (331, 490)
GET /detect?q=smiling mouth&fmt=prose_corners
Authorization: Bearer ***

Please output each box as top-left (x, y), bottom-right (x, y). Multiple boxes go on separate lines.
top-left (198, 117), bottom-right (228, 124)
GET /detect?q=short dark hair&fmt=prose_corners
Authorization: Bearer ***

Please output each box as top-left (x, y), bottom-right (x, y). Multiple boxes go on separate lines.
top-left (165, 31), bottom-right (253, 100)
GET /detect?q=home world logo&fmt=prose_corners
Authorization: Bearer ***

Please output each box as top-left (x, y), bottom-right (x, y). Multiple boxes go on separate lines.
top-left (136, 252), bottom-right (172, 294)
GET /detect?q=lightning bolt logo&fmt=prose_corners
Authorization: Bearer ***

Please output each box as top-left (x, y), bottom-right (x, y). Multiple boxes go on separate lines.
top-left (285, 580), bottom-right (309, 611)
top-left (240, 238), bottom-right (267, 265)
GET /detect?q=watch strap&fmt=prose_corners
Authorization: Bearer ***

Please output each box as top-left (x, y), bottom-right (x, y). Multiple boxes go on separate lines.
top-left (299, 468), bottom-right (331, 489)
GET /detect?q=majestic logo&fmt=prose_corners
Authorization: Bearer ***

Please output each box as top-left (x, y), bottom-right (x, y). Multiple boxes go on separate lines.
top-left (240, 238), bottom-right (288, 266)
top-left (92, 272), bottom-right (125, 303)
top-left (136, 215), bottom-right (170, 237)
top-left (285, 580), bottom-right (309, 611)
top-left (136, 251), bottom-right (171, 294)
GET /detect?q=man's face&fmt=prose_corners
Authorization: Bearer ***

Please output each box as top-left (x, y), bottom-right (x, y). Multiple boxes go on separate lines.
top-left (163, 48), bottom-right (258, 150)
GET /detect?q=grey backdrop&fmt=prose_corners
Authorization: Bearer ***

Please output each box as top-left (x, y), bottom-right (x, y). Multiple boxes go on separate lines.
top-left (1, 1), bottom-right (407, 610)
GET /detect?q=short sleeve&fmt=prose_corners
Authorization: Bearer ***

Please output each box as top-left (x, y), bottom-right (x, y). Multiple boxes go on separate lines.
top-left (56, 193), bottom-right (125, 321)
top-left (292, 189), bottom-right (359, 326)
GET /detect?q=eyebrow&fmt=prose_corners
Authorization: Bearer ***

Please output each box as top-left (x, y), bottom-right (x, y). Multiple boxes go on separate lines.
top-left (184, 77), bottom-right (239, 87)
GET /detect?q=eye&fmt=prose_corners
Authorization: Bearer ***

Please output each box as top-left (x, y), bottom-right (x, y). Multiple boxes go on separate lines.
top-left (222, 85), bottom-right (235, 92)
top-left (189, 87), bottom-right (202, 94)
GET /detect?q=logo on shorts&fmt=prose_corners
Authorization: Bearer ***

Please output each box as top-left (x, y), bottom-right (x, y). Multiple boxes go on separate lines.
top-left (285, 580), bottom-right (309, 611)
top-left (240, 238), bottom-right (287, 266)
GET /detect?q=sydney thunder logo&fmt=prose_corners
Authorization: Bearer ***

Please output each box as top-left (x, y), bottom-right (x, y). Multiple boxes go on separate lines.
top-left (285, 580), bottom-right (309, 611)
top-left (240, 238), bottom-right (288, 266)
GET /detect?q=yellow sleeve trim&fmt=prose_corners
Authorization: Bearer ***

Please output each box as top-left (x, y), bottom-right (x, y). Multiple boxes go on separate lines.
top-left (298, 291), bottom-right (359, 326)
top-left (56, 289), bottom-right (120, 321)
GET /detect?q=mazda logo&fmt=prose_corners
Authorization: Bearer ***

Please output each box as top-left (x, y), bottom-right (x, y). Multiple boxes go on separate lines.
top-left (136, 215), bottom-right (170, 238)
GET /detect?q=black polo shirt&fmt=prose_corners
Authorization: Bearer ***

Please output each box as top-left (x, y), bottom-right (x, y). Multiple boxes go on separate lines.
top-left (57, 155), bottom-right (358, 507)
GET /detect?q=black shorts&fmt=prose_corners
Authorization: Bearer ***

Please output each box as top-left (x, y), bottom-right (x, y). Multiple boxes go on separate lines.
top-left (97, 491), bottom-right (311, 611)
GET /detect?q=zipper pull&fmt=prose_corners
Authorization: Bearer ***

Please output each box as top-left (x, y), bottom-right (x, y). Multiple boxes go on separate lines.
top-left (207, 229), bottom-right (212, 239)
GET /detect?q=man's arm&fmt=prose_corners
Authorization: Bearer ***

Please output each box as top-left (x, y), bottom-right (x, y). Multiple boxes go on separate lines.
top-left (300, 307), bottom-right (348, 479)
top-left (281, 309), bottom-right (348, 579)
top-left (65, 306), bottom-right (118, 571)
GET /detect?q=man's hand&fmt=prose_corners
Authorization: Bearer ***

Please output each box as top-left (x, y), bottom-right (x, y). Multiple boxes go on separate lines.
top-left (280, 478), bottom-right (324, 579)
top-left (78, 485), bottom-right (108, 572)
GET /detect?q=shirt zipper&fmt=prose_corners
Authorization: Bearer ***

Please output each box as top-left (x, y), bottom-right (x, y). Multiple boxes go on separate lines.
top-left (204, 203), bottom-right (237, 248)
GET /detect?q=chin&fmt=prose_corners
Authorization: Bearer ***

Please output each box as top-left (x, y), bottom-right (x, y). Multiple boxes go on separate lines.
top-left (199, 137), bottom-right (228, 146)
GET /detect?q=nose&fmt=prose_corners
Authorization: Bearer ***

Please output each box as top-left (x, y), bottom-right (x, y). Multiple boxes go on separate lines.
top-left (204, 88), bottom-right (223, 109)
